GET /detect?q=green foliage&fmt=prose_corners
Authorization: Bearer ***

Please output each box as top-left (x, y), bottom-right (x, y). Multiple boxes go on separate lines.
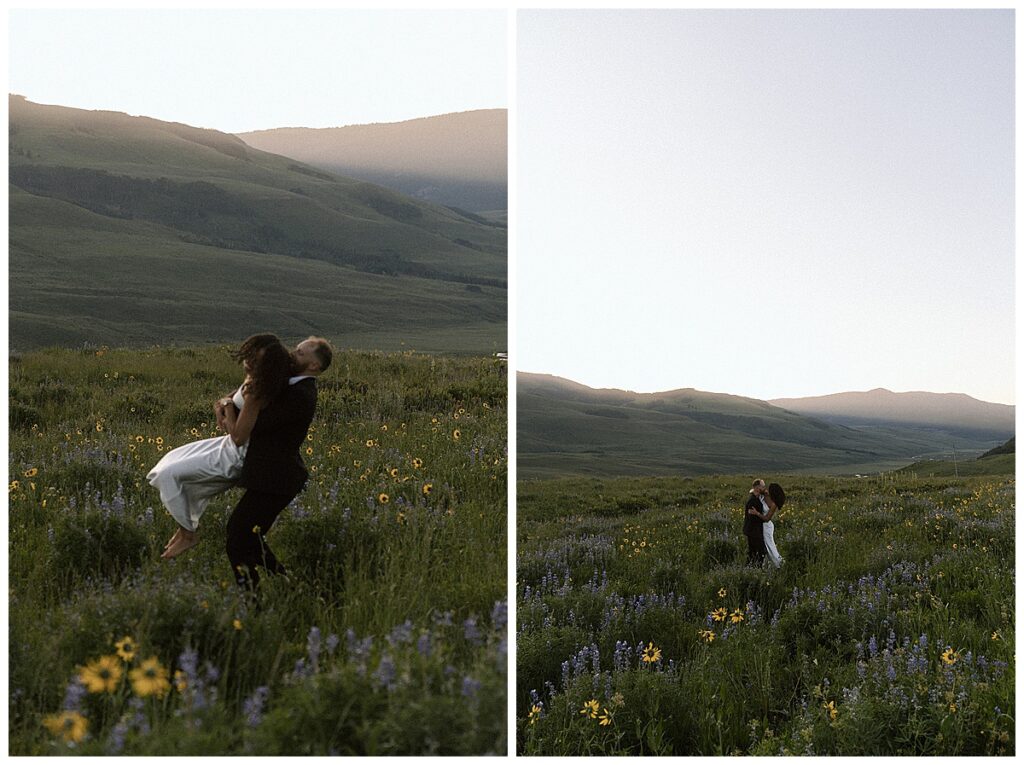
top-left (517, 473), bottom-right (1015, 755)
top-left (9, 346), bottom-right (507, 754)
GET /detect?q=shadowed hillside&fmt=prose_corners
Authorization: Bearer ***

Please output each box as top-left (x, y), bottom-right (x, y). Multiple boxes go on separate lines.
top-left (518, 373), bottom-right (1011, 478)
top-left (8, 96), bottom-right (506, 352)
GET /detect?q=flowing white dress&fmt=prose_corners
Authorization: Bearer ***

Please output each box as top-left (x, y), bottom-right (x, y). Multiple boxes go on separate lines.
top-left (759, 497), bottom-right (784, 568)
top-left (146, 387), bottom-right (246, 532)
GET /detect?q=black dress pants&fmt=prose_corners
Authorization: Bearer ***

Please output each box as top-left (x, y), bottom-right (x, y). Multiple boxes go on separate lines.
top-left (745, 530), bottom-right (767, 566)
top-left (226, 488), bottom-right (295, 591)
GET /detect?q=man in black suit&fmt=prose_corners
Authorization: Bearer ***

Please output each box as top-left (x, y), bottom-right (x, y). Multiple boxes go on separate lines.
top-left (743, 478), bottom-right (768, 566)
top-left (218, 335), bottom-right (332, 591)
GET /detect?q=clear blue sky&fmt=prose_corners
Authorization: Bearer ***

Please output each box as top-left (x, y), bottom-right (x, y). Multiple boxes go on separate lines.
top-left (9, 9), bottom-right (507, 132)
top-left (518, 9), bottom-right (1014, 405)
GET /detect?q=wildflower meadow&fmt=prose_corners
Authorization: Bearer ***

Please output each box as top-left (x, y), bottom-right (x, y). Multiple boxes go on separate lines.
top-left (517, 473), bottom-right (1014, 755)
top-left (9, 345), bottom-right (507, 755)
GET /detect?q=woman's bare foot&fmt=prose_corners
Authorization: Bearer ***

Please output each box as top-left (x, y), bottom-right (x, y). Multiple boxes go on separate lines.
top-left (163, 528), bottom-right (183, 551)
top-left (161, 529), bottom-right (199, 559)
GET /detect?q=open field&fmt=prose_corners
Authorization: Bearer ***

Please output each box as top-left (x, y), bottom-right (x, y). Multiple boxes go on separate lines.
top-left (516, 472), bottom-right (1014, 755)
top-left (9, 346), bottom-right (507, 755)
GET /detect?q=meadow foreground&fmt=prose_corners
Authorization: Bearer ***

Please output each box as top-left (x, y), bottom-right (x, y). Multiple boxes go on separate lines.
top-left (9, 346), bottom-right (507, 755)
top-left (517, 473), bottom-right (1014, 755)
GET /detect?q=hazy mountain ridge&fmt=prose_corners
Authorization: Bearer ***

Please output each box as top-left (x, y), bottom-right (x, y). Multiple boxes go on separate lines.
top-left (238, 110), bottom-right (507, 212)
top-left (769, 388), bottom-right (1013, 437)
top-left (8, 95), bottom-right (506, 351)
top-left (518, 373), bottom-right (1012, 479)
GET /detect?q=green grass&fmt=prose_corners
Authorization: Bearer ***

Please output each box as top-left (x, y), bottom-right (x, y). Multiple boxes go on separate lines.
top-left (897, 453), bottom-right (1015, 478)
top-left (9, 346), bottom-right (507, 755)
top-left (516, 472), bottom-right (1014, 755)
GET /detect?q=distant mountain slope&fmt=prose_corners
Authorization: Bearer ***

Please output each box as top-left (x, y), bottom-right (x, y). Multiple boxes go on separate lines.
top-left (769, 389), bottom-right (1014, 439)
top-left (979, 437), bottom-right (1014, 459)
top-left (238, 110), bottom-right (507, 212)
top-left (518, 373), bottom-right (1011, 479)
top-left (8, 95), bottom-right (506, 351)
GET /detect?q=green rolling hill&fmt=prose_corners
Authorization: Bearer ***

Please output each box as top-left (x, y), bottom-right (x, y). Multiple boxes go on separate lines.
top-left (517, 373), bottom-right (1013, 478)
top-left (8, 95), bottom-right (506, 352)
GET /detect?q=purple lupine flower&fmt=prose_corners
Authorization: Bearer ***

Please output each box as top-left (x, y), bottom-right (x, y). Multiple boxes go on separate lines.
top-left (106, 720), bottom-right (128, 754)
top-left (372, 653), bottom-right (396, 690)
top-left (325, 633), bottom-right (340, 655)
top-left (243, 686), bottom-right (270, 727)
top-left (416, 633), bottom-right (431, 658)
top-left (463, 617), bottom-right (482, 646)
top-left (388, 620), bottom-right (414, 647)
top-left (62, 679), bottom-right (87, 711)
top-left (491, 600), bottom-right (508, 632)
top-left (307, 626), bottom-right (322, 670)
top-left (461, 675), bottom-right (482, 699)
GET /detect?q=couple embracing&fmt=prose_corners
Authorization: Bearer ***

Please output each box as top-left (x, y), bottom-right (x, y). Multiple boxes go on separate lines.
top-left (743, 478), bottom-right (786, 568)
top-left (147, 334), bottom-right (332, 591)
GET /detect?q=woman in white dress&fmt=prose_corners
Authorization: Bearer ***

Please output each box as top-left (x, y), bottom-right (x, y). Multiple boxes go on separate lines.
top-left (148, 334), bottom-right (293, 559)
top-left (758, 482), bottom-right (786, 567)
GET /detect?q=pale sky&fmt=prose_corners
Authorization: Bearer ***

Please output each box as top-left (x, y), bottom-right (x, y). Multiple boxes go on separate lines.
top-left (518, 9), bottom-right (1015, 405)
top-left (9, 9), bottom-right (507, 133)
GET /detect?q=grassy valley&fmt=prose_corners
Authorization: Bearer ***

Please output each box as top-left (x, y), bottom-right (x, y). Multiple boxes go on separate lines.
top-left (517, 374), bottom-right (1010, 479)
top-left (8, 96), bottom-right (506, 352)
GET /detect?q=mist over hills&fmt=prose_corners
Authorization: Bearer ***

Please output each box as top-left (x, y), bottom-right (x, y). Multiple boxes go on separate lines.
top-left (237, 110), bottom-right (507, 213)
top-left (517, 373), bottom-right (1013, 479)
top-left (769, 389), bottom-right (1014, 438)
top-left (8, 95), bottom-right (506, 352)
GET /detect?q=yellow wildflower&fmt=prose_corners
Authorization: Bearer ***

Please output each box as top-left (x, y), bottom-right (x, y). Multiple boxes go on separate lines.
top-left (712, 608), bottom-right (728, 622)
top-left (823, 700), bottom-right (837, 721)
top-left (114, 639), bottom-right (137, 659)
top-left (528, 703), bottom-right (542, 725)
top-left (941, 647), bottom-right (959, 666)
top-left (412, 458), bottom-right (423, 469)
top-left (43, 710), bottom-right (88, 744)
top-left (129, 657), bottom-right (170, 698)
top-left (23, 468), bottom-right (38, 478)
top-left (730, 609), bottom-right (745, 624)
top-left (453, 429), bottom-right (461, 440)
top-left (641, 642), bottom-right (662, 664)
top-left (378, 493), bottom-right (390, 504)
top-left (422, 483), bottom-right (433, 496)
top-left (233, 619), bottom-right (243, 631)
top-left (598, 708), bottom-right (613, 726)
top-left (78, 655), bottom-right (122, 694)
top-left (579, 698), bottom-right (599, 719)
top-left (699, 629), bottom-right (716, 643)
top-left (718, 588), bottom-right (727, 599)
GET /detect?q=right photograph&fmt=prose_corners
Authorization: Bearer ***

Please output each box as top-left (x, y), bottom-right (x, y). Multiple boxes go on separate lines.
top-left (516, 9), bottom-right (1014, 757)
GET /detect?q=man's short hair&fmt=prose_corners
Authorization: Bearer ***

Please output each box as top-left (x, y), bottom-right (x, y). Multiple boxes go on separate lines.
top-left (307, 336), bottom-right (333, 372)
top-left (752, 478), bottom-right (765, 489)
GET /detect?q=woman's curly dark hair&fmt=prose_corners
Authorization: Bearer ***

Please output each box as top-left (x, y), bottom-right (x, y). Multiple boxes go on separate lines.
top-left (768, 483), bottom-right (786, 509)
top-left (232, 333), bottom-right (291, 403)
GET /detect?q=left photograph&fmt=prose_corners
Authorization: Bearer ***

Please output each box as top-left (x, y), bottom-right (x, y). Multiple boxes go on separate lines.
top-left (9, 9), bottom-right (507, 756)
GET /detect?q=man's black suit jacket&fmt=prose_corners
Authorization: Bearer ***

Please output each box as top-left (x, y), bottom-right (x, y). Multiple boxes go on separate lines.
top-left (237, 377), bottom-right (317, 497)
top-left (743, 492), bottom-right (766, 537)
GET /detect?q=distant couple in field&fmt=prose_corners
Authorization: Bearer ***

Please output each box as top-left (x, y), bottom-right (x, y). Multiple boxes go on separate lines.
top-left (743, 478), bottom-right (786, 568)
top-left (147, 333), bottom-right (333, 591)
